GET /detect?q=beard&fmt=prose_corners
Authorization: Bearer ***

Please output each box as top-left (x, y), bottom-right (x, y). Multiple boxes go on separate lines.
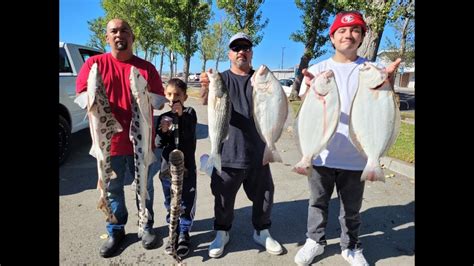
top-left (116, 41), bottom-right (128, 50)
top-left (235, 57), bottom-right (248, 68)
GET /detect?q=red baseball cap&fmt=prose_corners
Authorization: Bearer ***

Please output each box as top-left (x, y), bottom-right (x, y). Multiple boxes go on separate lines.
top-left (329, 12), bottom-right (367, 36)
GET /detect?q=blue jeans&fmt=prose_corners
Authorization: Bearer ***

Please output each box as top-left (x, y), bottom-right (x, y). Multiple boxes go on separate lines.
top-left (107, 155), bottom-right (156, 236)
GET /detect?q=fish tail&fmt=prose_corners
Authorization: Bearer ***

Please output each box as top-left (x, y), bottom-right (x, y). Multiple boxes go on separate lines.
top-left (361, 159), bottom-right (385, 182)
top-left (207, 154), bottom-right (221, 175)
top-left (293, 156), bottom-right (312, 176)
top-left (263, 146), bottom-right (283, 164)
top-left (271, 148), bottom-right (282, 163)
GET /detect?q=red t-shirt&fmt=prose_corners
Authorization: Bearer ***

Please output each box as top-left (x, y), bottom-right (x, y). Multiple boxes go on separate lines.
top-left (76, 53), bottom-right (164, 156)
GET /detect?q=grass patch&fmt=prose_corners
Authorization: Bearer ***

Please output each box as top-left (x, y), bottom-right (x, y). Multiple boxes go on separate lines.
top-left (400, 111), bottom-right (415, 120)
top-left (290, 100), bottom-right (302, 117)
top-left (187, 88), bottom-right (201, 98)
top-left (387, 122), bottom-right (414, 163)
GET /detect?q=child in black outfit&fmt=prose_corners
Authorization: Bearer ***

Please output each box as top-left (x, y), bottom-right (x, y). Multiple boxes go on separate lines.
top-left (156, 78), bottom-right (197, 257)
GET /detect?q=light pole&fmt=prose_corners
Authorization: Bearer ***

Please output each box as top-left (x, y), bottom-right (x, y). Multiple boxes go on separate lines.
top-left (281, 47), bottom-right (285, 69)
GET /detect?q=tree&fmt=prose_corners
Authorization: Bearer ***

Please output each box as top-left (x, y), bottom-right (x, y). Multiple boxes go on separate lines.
top-left (158, 0), bottom-right (211, 82)
top-left (217, 0), bottom-right (269, 46)
top-left (198, 28), bottom-right (216, 72)
top-left (86, 17), bottom-right (107, 51)
top-left (387, 0), bottom-right (414, 65)
top-left (101, 0), bottom-right (165, 61)
top-left (288, 0), bottom-right (338, 101)
top-left (335, 0), bottom-right (397, 61)
top-left (213, 21), bottom-right (231, 71)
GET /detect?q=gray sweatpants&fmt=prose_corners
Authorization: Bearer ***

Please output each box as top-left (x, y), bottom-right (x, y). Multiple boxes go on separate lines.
top-left (306, 166), bottom-right (365, 250)
top-left (210, 164), bottom-right (274, 231)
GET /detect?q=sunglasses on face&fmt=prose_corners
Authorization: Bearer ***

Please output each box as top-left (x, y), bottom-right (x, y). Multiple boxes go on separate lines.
top-left (230, 45), bottom-right (252, 52)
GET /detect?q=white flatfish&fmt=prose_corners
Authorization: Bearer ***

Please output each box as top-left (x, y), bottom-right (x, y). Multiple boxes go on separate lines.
top-left (349, 62), bottom-right (401, 182)
top-left (293, 70), bottom-right (340, 175)
top-left (252, 64), bottom-right (288, 164)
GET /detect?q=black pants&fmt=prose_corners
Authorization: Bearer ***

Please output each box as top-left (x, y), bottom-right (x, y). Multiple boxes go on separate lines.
top-left (210, 164), bottom-right (274, 231)
top-left (307, 166), bottom-right (365, 250)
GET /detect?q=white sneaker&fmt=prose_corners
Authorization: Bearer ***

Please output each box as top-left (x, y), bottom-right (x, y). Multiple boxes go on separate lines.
top-left (294, 238), bottom-right (325, 265)
top-left (208, 230), bottom-right (230, 258)
top-left (341, 248), bottom-right (369, 266)
top-left (253, 229), bottom-right (283, 255)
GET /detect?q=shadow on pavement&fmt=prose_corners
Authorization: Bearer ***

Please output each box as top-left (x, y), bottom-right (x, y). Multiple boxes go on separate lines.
top-left (196, 123), bottom-right (208, 140)
top-left (180, 199), bottom-right (414, 264)
top-left (59, 128), bottom-right (134, 196)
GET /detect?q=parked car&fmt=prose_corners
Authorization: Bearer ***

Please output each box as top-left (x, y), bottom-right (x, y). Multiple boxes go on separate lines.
top-left (189, 73), bottom-right (200, 82)
top-left (59, 42), bottom-right (103, 165)
top-left (279, 79), bottom-right (294, 97)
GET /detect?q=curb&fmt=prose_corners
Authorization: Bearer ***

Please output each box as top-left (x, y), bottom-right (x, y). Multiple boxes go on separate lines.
top-left (381, 156), bottom-right (414, 179)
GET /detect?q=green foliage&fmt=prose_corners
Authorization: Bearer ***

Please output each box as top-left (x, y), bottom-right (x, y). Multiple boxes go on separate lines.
top-left (198, 28), bottom-right (216, 71)
top-left (217, 0), bottom-right (268, 46)
top-left (382, 39), bottom-right (414, 67)
top-left (86, 17), bottom-right (107, 51)
top-left (383, 0), bottom-right (414, 66)
top-left (291, 0), bottom-right (338, 60)
top-left (213, 20), bottom-right (231, 70)
top-left (100, 0), bottom-right (165, 60)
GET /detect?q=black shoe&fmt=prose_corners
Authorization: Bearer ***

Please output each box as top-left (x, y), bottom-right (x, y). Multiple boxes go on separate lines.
top-left (141, 229), bottom-right (160, 249)
top-left (176, 232), bottom-right (190, 257)
top-left (99, 231), bottom-right (125, 258)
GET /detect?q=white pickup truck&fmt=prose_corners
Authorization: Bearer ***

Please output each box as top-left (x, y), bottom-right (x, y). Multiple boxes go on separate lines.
top-left (59, 42), bottom-right (103, 165)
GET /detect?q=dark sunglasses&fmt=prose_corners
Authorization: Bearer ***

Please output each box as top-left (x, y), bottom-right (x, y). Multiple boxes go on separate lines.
top-left (230, 45), bottom-right (252, 52)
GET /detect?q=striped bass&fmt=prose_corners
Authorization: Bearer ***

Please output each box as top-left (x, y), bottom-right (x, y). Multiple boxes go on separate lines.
top-left (74, 63), bottom-right (123, 224)
top-left (293, 70), bottom-right (340, 175)
top-left (252, 65), bottom-right (288, 164)
top-left (349, 62), bottom-right (401, 182)
top-left (129, 66), bottom-right (157, 237)
top-left (206, 70), bottom-right (231, 174)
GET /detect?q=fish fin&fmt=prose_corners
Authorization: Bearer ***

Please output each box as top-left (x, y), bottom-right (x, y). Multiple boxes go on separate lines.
top-left (89, 146), bottom-right (105, 161)
top-left (361, 159), bottom-right (385, 182)
top-left (89, 146), bottom-right (98, 158)
top-left (74, 92), bottom-right (88, 109)
top-left (112, 119), bottom-right (123, 133)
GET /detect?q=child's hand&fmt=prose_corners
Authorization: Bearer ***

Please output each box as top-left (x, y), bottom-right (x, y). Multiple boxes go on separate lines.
top-left (159, 116), bottom-right (173, 133)
top-left (170, 101), bottom-right (183, 116)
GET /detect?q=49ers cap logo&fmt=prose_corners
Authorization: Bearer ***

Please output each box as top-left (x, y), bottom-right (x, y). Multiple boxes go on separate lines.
top-left (341, 15), bottom-right (355, 24)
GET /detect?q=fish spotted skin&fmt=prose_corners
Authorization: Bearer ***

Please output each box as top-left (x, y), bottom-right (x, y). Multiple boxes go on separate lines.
top-left (206, 70), bottom-right (231, 174)
top-left (294, 70), bottom-right (340, 176)
top-left (75, 63), bottom-right (123, 224)
top-left (252, 64), bottom-right (288, 164)
top-left (168, 149), bottom-right (185, 264)
top-left (129, 66), bottom-right (157, 237)
top-left (349, 62), bottom-right (401, 182)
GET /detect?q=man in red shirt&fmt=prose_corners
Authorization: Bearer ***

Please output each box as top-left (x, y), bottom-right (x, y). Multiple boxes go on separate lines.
top-left (76, 18), bottom-right (165, 258)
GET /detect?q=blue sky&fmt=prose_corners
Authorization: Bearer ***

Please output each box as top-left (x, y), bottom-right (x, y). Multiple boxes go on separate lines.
top-left (60, 0), bottom-right (396, 74)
